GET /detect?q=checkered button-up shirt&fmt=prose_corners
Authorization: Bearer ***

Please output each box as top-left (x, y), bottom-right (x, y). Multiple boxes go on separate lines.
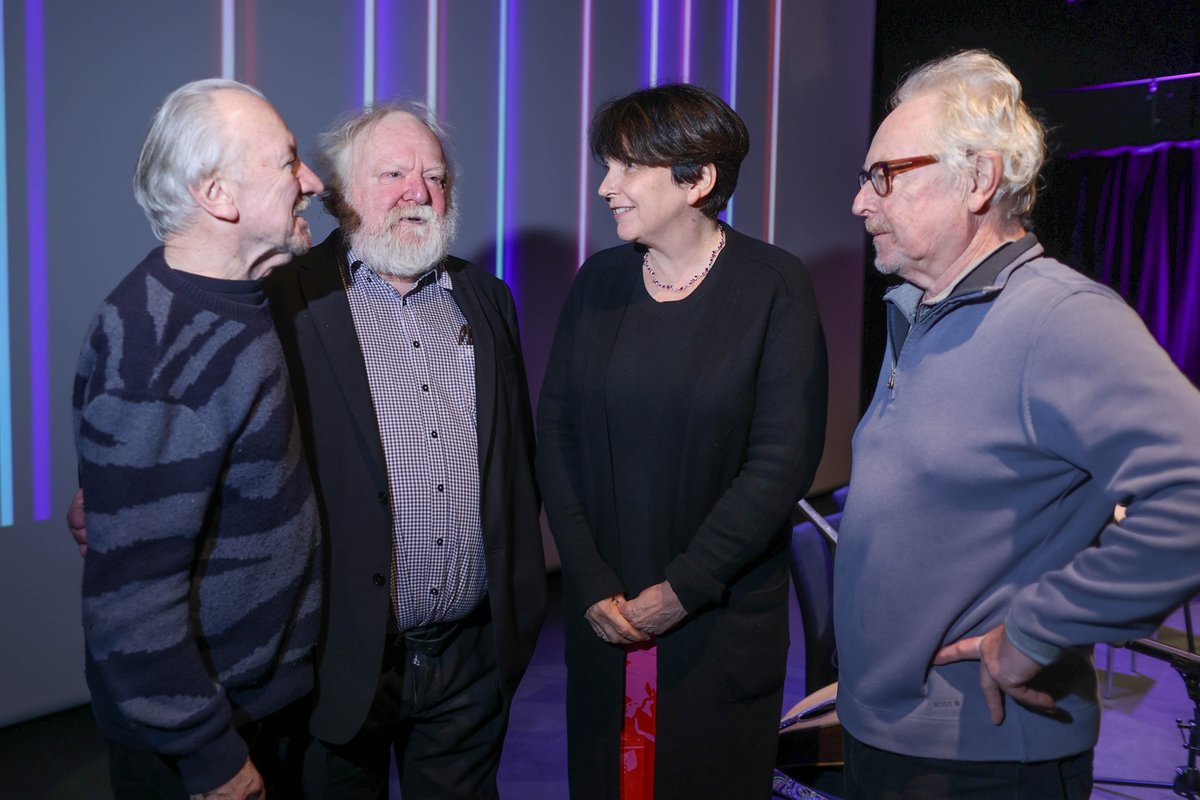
top-left (342, 249), bottom-right (487, 630)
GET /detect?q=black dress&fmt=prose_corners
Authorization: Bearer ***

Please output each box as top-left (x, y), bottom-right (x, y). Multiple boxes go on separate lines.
top-left (537, 226), bottom-right (829, 799)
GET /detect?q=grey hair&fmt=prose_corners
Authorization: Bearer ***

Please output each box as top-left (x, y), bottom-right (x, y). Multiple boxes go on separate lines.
top-left (316, 99), bottom-right (458, 230)
top-left (133, 79), bottom-right (266, 241)
top-left (892, 50), bottom-right (1045, 224)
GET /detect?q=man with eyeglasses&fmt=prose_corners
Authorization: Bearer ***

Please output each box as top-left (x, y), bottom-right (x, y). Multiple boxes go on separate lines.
top-left (833, 50), bottom-right (1200, 799)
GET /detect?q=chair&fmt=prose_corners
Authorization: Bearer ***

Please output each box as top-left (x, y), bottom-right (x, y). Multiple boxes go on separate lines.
top-left (788, 486), bottom-right (845, 695)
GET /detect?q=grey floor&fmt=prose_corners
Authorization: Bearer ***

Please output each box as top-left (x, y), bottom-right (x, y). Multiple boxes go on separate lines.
top-left (2, 580), bottom-right (1196, 799)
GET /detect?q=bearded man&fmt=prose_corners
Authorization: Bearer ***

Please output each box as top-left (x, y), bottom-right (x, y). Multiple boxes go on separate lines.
top-left (263, 102), bottom-right (545, 800)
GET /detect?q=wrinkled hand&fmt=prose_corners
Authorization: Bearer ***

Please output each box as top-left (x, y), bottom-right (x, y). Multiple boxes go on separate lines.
top-left (932, 623), bottom-right (1055, 725)
top-left (67, 487), bottom-right (88, 557)
top-left (621, 581), bottom-right (687, 637)
top-left (585, 594), bottom-right (650, 645)
top-left (190, 758), bottom-right (264, 800)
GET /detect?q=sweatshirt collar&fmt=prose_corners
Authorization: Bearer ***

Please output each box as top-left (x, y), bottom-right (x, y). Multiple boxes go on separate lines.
top-left (885, 233), bottom-right (1042, 324)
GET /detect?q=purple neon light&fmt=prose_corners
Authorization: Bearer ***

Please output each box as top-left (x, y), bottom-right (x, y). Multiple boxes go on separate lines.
top-left (376, 0), bottom-right (395, 99)
top-left (1066, 138), bottom-right (1200, 159)
top-left (503, 0), bottom-right (519, 299)
top-left (26, 0), bottom-right (49, 520)
top-left (1062, 71), bottom-right (1200, 93)
top-left (681, 0), bottom-right (692, 83)
top-left (721, 0), bottom-right (739, 226)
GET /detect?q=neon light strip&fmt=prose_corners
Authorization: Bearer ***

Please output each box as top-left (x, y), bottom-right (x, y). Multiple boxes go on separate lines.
top-left (375, 0), bottom-right (392, 99)
top-left (1063, 70), bottom-right (1200, 93)
top-left (1066, 138), bottom-right (1200, 158)
top-left (426, 0), bottom-right (439, 113)
top-left (0, 1), bottom-right (12, 526)
top-left (362, 0), bottom-right (376, 105)
top-left (26, 0), bottom-right (49, 520)
top-left (220, 0), bottom-right (235, 79)
top-left (494, 0), bottom-right (509, 279)
top-left (576, 0), bottom-right (593, 269)
top-left (723, 0), bottom-right (739, 226)
top-left (648, 0), bottom-right (660, 86)
top-left (765, 0), bottom-right (781, 243)
top-left (681, 0), bottom-right (692, 82)
top-left (502, 1), bottom-right (519, 295)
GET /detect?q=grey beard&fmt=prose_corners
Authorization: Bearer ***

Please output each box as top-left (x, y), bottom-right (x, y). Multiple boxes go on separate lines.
top-left (350, 206), bottom-right (459, 279)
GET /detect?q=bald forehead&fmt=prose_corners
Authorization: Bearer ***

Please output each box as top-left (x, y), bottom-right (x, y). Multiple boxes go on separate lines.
top-left (868, 92), bottom-right (941, 162)
top-left (212, 88), bottom-right (277, 127)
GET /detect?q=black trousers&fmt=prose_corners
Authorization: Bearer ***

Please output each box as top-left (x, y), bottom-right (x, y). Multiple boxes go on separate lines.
top-left (303, 608), bottom-right (509, 800)
top-left (105, 695), bottom-right (311, 799)
top-left (843, 731), bottom-right (1093, 800)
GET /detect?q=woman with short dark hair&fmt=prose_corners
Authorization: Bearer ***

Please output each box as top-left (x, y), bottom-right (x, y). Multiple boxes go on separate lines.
top-left (537, 83), bottom-right (829, 799)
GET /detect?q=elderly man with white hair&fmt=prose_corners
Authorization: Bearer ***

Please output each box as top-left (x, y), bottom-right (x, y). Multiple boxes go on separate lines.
top-left (265, 101), bottom-right (544, 799)
top-left (835, 50), bottom-right (1200, 798)
top-left (73, 79), bottom-right (324, 799)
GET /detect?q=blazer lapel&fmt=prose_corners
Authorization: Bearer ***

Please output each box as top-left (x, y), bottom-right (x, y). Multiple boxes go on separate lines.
top-left (296, 240), bottom-right (389, 480)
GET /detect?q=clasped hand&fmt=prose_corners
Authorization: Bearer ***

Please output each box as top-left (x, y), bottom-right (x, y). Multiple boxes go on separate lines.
top-left (584, 580), bottom-right (687, 645)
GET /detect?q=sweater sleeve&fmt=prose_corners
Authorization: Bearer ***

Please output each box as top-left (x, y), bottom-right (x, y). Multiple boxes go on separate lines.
top-left (536, 270), bottom-right (627, 611)
top-left (664, 263), bottom-right (829, 611)
top-left (77, 377), bottom-right (248, 794)
top-left (1007, 287), bottom-right (1200, 655)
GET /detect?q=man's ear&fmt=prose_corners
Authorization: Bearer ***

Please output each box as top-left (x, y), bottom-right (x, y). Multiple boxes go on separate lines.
top-left (189, 173), bottom-right (239, 223)
top-left (687, 164), bottom-right (717, 208)
top-left (967, 151), bottom-right (1003, 214)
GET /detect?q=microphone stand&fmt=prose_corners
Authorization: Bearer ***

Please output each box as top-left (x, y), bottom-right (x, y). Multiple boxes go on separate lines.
top-left (1093, 637), bottom-right (1200, 797)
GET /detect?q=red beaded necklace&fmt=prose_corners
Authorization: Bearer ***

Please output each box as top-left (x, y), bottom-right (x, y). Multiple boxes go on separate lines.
top-left (643, 225), bottom-right (726, 292)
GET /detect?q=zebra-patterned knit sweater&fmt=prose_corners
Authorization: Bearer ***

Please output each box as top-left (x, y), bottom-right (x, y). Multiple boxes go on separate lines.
top-left (73, 248), bottom-right (321, 794)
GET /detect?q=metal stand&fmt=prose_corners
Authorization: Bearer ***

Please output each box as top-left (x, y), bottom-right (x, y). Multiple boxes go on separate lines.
top-left (1094, 637), bottom-right (1200, 797)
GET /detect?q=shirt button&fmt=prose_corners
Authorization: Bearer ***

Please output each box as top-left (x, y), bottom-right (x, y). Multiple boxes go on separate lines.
top-left (436, 484), bottom-right (444, 492)
top-left (436, 537), bottom-right (444, 546)
top-left (430, 587), bottom-right (439, 596)
top-left (372, 573), bottom-right (385, 587)
top-left (412, 340), bottom-right (421, 348)
top-left (377, 490), bottom-right (388, 506)
top-left (430, 430), bottom-right (438, 439)
top-left (421, 384), bottom-right (429, 392)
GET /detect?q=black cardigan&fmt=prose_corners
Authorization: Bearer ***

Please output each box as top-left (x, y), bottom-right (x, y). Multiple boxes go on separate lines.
top-left (537, 225), bottom-right (828, 799)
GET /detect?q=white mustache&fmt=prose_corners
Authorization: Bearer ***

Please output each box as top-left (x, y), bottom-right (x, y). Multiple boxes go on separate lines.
top-left (388, 204), bottom-right (438, 225)
top-left (864, 219), bottom-right (890, 236)
top-left (294, 195), bottom-right (311, 215)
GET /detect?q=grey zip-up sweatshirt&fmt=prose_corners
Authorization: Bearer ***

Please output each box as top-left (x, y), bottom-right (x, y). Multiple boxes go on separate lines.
top-left (835, 236), bottom-right (1200, 761)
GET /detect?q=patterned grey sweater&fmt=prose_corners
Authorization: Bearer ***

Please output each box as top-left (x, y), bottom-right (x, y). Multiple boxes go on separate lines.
top-left (73, 249), bottom-right (321, 794)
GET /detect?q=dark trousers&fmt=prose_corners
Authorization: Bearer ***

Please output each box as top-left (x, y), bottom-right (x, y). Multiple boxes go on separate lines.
top-left (843, 731), bottom-right (1093, 800)
top-left (303, 608), bottom-right (509, 800)
top-left (105, 696), bottom-right (311, 799)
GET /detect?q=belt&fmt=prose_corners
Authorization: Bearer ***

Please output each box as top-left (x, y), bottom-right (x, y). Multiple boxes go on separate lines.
top-left (402, 619), bottom-right (464, 657)
top-left (393, 597), bottom-right (490, 658)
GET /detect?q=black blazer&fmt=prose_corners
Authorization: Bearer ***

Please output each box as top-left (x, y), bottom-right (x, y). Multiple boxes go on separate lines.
top-left (266, 230), bottom-right (545, 744)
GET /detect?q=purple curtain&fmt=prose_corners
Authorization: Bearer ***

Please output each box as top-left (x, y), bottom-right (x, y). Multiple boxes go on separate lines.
top-left (1036, 140), bottom-right (1200, 386)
